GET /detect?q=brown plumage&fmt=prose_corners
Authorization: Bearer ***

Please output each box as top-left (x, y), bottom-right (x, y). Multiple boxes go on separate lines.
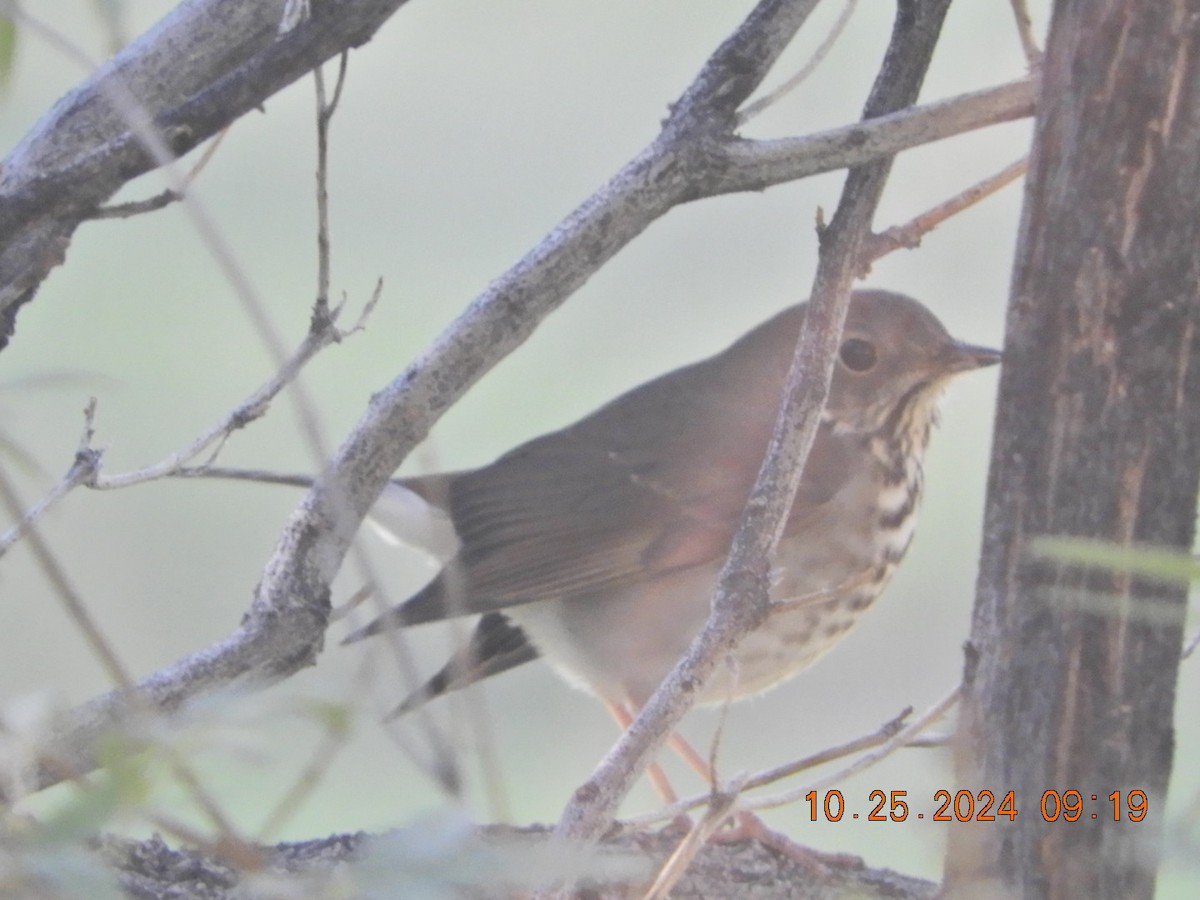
top-left (344, 289), bottom-right (999, 715)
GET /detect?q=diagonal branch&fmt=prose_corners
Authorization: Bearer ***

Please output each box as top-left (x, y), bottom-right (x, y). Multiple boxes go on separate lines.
top-left (0, 0), bottom-right (416, 347)
top-left (718, 78), bottom-right (1033, 194)
top-left (553, 0), bottom-right (956, 848)
top-left (31, 0), bottom-right (1027, 796)
top-left (27, 0), bottom-right (827, 794)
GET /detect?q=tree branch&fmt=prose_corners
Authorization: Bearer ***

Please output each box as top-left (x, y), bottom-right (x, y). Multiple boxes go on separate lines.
top-left (0, 0), bottom-right (415, 346)
top-left (947, 1), bottom-right (1200, 895)
top-left (25, 0), bottom-right (829, 794)
top-left (95, 827), bottom-right (940, 900)
top-left (553, 0), bottom-right (956, 850)
top-left (27, 0), bottom-right (1027, 801)
top-left (719, 77), bottom-right (1033, 194)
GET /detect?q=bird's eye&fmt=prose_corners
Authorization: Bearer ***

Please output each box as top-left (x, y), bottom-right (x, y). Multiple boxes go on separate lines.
top-left (839, 338), bottom-right (877, 372)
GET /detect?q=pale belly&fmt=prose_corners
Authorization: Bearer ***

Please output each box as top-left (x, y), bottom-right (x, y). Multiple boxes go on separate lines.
top-left (507, 454), bottom-right (919, 709)
top-left (508, 547), bottom-right (899, 708)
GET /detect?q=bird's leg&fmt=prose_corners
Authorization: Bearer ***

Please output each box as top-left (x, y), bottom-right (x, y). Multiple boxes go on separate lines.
top-left (660, 728), bottom-right (774, 843)
top-left (665, 730), bottom-right (716, 785)
top-left (607, 699), bottom-right (772, 836)
top-left (603, 699), bottom-right (794, 845)
top-left (659, 714), bottom-right (855, 870)
top-left (607, 702), bottom-right (855, 868)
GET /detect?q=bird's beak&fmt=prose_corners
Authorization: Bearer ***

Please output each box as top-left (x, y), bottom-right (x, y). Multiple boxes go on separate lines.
top-left (944, 340), bottom-right (1003, 372)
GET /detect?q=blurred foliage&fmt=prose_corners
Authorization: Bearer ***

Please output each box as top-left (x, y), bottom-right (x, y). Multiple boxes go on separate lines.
top-left (1031, 536), bottom-right (1200, 585)
top-left (0, 15), bottom-right (16, 96)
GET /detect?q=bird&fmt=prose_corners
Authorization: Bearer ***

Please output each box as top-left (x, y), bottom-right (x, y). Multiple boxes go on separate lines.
top-left (344, 289), bottom-right (999, 776)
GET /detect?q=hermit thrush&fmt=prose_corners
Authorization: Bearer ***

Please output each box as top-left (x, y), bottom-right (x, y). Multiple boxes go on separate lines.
top-left (345, 289), bottom-right (999, 724)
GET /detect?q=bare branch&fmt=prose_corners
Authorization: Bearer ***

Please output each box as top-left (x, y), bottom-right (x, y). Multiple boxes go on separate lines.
top-left (739, 0), bottom-right (860, 123)
top-left (1009, 0), bottom-right (1043, 67)
top-left (619, 705), bottom-right (915, 828)
top-left (0, 403), bottom-right (100, 559)
top-left (313, 62), bottom-right (337, 320)
top-left (744, 685), bottom-right (961, 813)
top-left (0, 464), bottom-right (131, 689)
top-left (719, 77), bottom-right (1034, 194)
top-left (29, 0), bottom-right (1030, 800)
top-left (552, 0), bottom-right (956, 852)
top-left (88, 304), bottom-right (368, 491)
top-left (860, 156), bottom-right (1028, 270)
top-left (0, 0), bottom-right (418, 347)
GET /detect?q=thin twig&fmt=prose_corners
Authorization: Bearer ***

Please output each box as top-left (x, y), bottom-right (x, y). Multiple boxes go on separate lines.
top-left (32, 0), bottom-right (1031, 801)
top-left (1009, 0), bottom-right (1043, 68)
top-left (859, 156), bottom-right (1028, 272)
top-left (743, 684), bottom-right (961, 813)
top-left (89, 128), bottom-right (231, 220)
top-left (0, 463), bottom-right (132, 689)
top-left (174, 467), bottom-right (320, 488)
top-left (0, 403), bottom-right (101, 559)
top-left (314, 63), bottom-right (335, 321)
top-left (87, 310), bottom-right (360, 490)
top-left (309, 61), bottom-right (459, 791)
top-left (740, 0), bottom-right (859, 124)
top-left (618, 705), bottom-right (914, 829)
top-left (643, 784), bottom-right (743, 900)
top-left (325, 51), bottom-right (350, 120)
top-left (254, 697), bottom-right (356, 840)
top-left (89, 190), bottom-right (183, 219)
top-left (553, 0), bottom-right (956, 852)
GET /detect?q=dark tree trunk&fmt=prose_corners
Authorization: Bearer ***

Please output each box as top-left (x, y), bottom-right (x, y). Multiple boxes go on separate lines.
top-left (946, 2), bottom-right (1200, 898)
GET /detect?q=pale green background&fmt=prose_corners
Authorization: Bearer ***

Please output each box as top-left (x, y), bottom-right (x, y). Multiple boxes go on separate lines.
top-left (0, 1), bottom-right (1195, 894)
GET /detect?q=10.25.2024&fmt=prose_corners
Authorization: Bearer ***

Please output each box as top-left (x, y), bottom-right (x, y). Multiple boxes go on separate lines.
top-left (803, 789), bottom-right (1149, 823)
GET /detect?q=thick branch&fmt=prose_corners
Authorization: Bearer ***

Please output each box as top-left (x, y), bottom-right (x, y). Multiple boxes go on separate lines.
top-left (717, 77), bottom-right (1033, 194)
top-left (0, 0), bottom-right (1033, 350)
top-left (947, 1), bottom-right (1200, 897)
top-left (0, 0), bottom-right (414, 346)
top-left (553, 0), bottom-right (956, 847)
top-left (31, 0), bottom-right (1032, 802)
top-left (98, 828), bottom-right (938, 900)
top-left (31, 0), bottom-right (830, 793)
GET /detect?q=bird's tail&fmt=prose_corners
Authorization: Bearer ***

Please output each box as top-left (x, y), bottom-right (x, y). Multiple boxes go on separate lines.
top-left (387, 612), bottom-right (540, 717)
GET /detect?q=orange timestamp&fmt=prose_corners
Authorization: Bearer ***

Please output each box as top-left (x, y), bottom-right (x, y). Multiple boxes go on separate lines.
top-left (803, 789), bottom-right (1148, 823)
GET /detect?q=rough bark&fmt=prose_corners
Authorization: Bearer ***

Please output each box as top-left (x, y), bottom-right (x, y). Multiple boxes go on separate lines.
top-left (947, 1), bottom-right (1200, 898)
top-left (0, 0), bottom-right (414, 346)
top-left (95, 828), bottom-right (938, 900)
top-left (555, 0), bottom-right (956, 847)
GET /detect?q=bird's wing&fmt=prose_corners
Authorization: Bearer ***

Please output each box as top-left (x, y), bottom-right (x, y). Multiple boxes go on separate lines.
top-left (403, 413), bottom-right (859, 618)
